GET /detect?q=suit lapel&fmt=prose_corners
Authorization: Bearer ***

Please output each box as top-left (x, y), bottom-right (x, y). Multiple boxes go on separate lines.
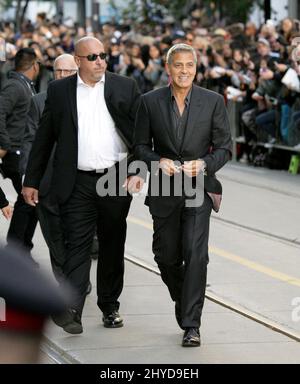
top-left (180, 85), bottom-right (202, 151)
top-left (68, 74), bottom-right (79, 132)
top-left (103, 72), bottom-right (131, 149)
top-left (104, 71), bottom-right (113, 109)
top-left (158, 88), bottom-right (178, 152)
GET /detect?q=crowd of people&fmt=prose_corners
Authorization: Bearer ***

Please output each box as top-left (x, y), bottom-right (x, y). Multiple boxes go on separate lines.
top-left (0, 10), bottom-right (299, 350)
top-left (1, 12), bottom-right (300, 169)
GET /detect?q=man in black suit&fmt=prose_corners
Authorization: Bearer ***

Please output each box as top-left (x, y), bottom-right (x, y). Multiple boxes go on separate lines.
top-left (22, 37), bottom-right (143, 334)
top-left (134, 44), bottom-right (232, 347)
top-left (22, 54), bottom-right (78, 284)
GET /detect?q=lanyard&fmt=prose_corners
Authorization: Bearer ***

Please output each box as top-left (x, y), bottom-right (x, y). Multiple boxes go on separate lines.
top-left (17, 73), bottom-right (36, 96)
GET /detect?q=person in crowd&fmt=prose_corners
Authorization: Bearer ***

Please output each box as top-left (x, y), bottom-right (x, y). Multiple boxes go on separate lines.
top-left (279, 18), bottom-right (295, 44)
top-left (143, 42), bottom-right (164, 90)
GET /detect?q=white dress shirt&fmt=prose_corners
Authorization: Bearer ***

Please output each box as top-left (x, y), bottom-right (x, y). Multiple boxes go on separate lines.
top-left (76, 74), bottom-right (128, 171)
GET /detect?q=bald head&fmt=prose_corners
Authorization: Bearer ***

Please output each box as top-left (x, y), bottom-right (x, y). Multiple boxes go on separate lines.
top-left (75, 37), bottom-right (104, 55)
top-left (53, 54), bottom-right (78, 79)
top-left (74, 36), bottom-right (107, 87)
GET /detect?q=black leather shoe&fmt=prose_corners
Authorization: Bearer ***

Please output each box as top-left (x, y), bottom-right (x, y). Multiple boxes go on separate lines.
top-left (175, 301), bottom-right (185, 330)
top-left (52, 309), bottom-right (83, 335)
top-left (102, 310), bottom-right (123, 328)
top-left (182, 328), bottom-right (201, 347)
top-left (86, 281), bottom-right (92, 295)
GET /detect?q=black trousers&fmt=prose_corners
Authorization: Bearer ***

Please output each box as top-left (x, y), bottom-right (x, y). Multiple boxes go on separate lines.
top-left (152, 193), bottom-right (212, 328)
top-left (60, 170), bottom-right (132, 316)
top-left (1, 152), bottom-right (37, 255)
top-left (37, 196), bottom-right (66, 283)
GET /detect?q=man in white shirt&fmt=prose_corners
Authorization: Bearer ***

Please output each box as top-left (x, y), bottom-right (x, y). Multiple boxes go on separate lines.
top-left (22, 37), bottom-right (143, 334)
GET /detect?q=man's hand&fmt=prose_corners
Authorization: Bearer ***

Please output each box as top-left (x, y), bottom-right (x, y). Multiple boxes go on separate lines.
top-left (275, 62), bottom-right (288, 73)
top-left (123, 176), bottom-right (145, 194)
top-left (1, 204), bottom-right (13, 220)
top-left (182, 160), bottom-right (206, 178)
top-left (252, 92), bottom-right (264, 101)
top-left (159, 158), bottom-right (181, 177)
top-left (22, 187), bottom-right (39, 206)
top-left (260, 69), bottom-right (274, 80)
top-left (0, 149), bottom-right (7, 159)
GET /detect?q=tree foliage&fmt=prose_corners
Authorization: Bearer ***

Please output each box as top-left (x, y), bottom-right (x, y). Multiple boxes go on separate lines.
top-left (120, 0), bottom-right (260, 26)
top-left (0, 0), bottom-right (31, 31)
top-left (203, 0), bottom-right (259, 24)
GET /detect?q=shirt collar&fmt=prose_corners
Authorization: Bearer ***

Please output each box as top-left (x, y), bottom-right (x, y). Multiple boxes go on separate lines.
top-left (170, 85), bottom-right (192, 106)
top-left (12, 71), bottom-right (34, 87)
top-left (77, 73), bottom-right (105, 87)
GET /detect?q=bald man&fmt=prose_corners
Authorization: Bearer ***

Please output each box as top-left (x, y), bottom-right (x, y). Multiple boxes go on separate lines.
top-left (21, 54), bottom-right (78, 284)
top-left (22, 37), bottom-right (142, 334)
top-left (21, 54), bottom-right (78, 172)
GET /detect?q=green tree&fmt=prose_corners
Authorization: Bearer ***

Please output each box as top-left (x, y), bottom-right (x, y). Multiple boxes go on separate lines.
top-left (0, 0), bottom-right (31, 31)
top-left (119, 0), bottom-right (261, 26)
top-left (0, 0), bottom-right (13, 11)
top-left (204, 0), bottom-right (259, 24)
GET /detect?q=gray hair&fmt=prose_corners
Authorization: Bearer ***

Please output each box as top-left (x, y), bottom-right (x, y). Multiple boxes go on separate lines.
top-left (166, 44), bottom-right (197, 65)
top-left (53, 53), bottom-right (77, 69)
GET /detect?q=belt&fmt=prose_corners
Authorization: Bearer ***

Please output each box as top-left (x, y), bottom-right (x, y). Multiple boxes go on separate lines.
top-left (77, 169), bottom-right (108, 176)
top-left (77, 162), bottom-right (120, 176)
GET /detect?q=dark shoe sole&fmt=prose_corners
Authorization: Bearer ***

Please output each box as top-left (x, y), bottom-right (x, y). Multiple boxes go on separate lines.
top-left (52, 311), bottom-right (83, 334)
top-left (63, 322), bottom-right (83, 334)
top-left (103, 321), bottom-right (124, 329)
top-left (182, 335), bottom-right (201, 347)
top-left (182, 341), bottom-right (200, 347)
top-left (52, 313), bottom-right (73, 328)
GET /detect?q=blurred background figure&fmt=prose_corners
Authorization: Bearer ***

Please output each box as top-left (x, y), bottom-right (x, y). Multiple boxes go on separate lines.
top-left (0, 245), bottom-right (72, 364)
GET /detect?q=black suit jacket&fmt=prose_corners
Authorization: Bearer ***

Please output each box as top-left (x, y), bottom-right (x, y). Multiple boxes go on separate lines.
top-left (24, 71), bottom-right (141, 204)
top-left (20, 91), bottom-right (47, 175)
top-left (0, 72), bottom-right (34, 152)
top-left (21, 91), bottom-right (55, 197)
top-left (134, 85), bottom-right (232, 217)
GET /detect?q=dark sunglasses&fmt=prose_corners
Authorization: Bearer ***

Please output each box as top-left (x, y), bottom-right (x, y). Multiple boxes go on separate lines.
top-left (77, 52), bottom-right (107, 61)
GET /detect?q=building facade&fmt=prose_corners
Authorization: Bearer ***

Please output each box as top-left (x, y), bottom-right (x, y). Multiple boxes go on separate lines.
top-left (251, 0), bottom-right (299, 25)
